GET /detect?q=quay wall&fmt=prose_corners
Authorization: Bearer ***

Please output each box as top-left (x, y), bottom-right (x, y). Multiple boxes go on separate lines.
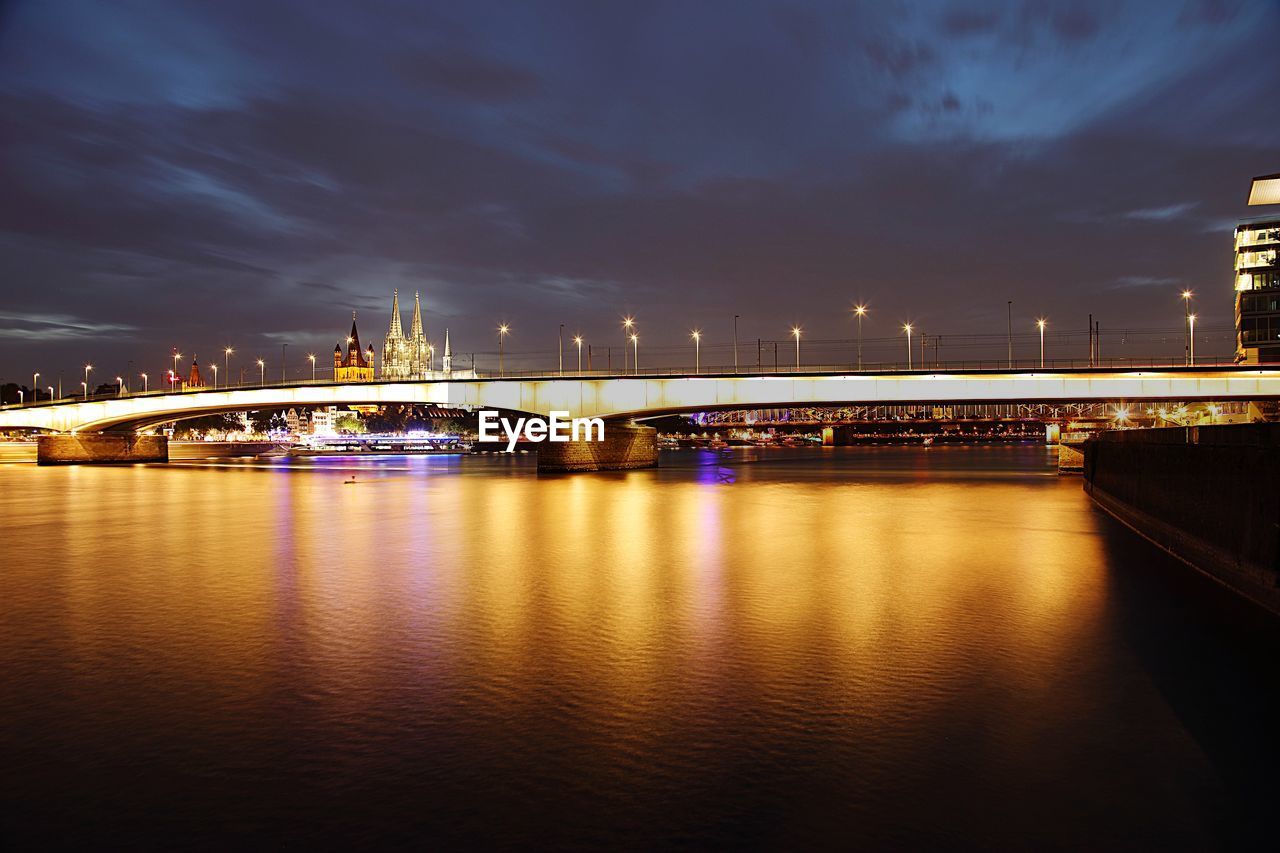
top-left (1083, 425), bottom-right (1280, 615)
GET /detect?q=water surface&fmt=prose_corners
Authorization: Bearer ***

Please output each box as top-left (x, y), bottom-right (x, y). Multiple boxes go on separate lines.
top-left (2, 446), bottom-right (1276, 848)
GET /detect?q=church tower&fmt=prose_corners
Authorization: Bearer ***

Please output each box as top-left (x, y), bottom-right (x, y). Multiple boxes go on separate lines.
top-left (382, 290), bottom-right (410, 380)
top-left (442, 328), bottom-right (452, 375)
top-left (334, 311), bottom-right (374, 382)
top-left (408, 291), bottom-right (429, 377)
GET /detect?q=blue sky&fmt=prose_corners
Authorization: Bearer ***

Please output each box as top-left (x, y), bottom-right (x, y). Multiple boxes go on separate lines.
top-left (1, 0), bottom-right (1277, 380)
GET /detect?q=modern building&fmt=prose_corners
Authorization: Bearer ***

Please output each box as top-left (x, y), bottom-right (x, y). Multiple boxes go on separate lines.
top-left (334, 313), bottom-right (375, 381)
top-left (1236, 174), bottom-right (1280, 363)
top-left (382, 290), bottom-right (431, 379)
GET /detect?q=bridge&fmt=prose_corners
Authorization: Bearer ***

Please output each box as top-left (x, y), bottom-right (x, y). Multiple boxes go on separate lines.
top-left (4, 364), bottom-right (1280, 468)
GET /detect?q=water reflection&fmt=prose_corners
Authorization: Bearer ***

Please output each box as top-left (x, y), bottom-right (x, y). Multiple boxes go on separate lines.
top-left (0, 446), bottom-right (1275, 848)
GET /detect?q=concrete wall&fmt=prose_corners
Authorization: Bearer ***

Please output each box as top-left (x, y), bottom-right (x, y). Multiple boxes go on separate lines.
top-left (536, 422), bottom-right (658, 473)
top-left (37, 434), bottom-right (168, 465)
top-left (1083, 425), bottom-right (1280, 614)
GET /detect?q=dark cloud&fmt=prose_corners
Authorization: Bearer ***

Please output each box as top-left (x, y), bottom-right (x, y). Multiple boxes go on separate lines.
top-left (0, 0), bottom-right (1277, 380)
top-left (394, 52), bottom-right (541, 101)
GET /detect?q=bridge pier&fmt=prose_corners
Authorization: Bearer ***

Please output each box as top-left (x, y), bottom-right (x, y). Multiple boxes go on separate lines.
top-left (37, 433), bottom-right (168, 465)
top-left (536, 422), bottom-right (658, 473)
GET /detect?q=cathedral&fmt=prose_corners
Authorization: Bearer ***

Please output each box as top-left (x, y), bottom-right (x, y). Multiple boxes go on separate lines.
top-left (377, 290), bottom-right (473, 379)
top-left (382, 290), bottom-right (430, 379)
top-left (334, 312), bottom-right (375, 382)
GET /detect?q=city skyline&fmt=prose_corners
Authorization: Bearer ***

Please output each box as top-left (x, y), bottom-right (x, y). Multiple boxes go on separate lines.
top-left (2, 1), bottom-right (1279, 380)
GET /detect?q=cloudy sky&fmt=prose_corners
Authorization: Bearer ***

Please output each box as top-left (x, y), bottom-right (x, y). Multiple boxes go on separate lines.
top-left (1, 0), bottom-right (1278, 382)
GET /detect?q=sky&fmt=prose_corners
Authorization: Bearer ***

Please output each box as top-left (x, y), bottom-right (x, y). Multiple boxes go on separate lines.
top-left (1, 0), bottom-right (1278, 383)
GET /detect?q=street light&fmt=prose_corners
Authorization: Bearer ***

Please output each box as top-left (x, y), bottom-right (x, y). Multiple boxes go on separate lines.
top-left (141, 373), bottom-right (148, 393)
top-left (33, 372), bottom-right (39, 402)
top-left (81, 381), bottom-right (88, 401)
top-left (1181, 289), bottom-right (1194, 365)
top-left (498, 324), bottom-right (510, 377)
top-left (308, 353), bottom-right (316, 382)
top-left (629, 333), bottom-right (638, 374)
top-left (622, 317), bottom-right (634, 373)
top-left (257, 358), bottom-right (265, 385)
top-left (210, 364), bottom-right (217, 388)
top-left (691, 329), bottom-right (702, 373)
top-left (84, 364), bottom-right (92, 393)
top-left (47, 386), bottom-right (54, 402)
top-left (903, 323), bottom-right (914, 370)
top-left (224, 347), bottom-right (234, 387)
top-left (854, 305), bottom-right (867, 370)
top-left (17, 389), bottom-right (23, 406)
top-left (1036, 318), bottom-right (1047, 369)
top-left (573, 335), bottom-right (583, 373)
top-left (116, 376), bottom-right (124, 396)
top-left (791, 326), bottom-right (802, 370)
top-left (1189, 313), bottom-right (1197, 364)
top-left (172, 351), bottom-right (182, 389)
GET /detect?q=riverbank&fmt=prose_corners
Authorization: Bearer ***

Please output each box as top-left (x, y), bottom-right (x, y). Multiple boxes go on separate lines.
top-left (1084, 425), bottom-right (1280, 616)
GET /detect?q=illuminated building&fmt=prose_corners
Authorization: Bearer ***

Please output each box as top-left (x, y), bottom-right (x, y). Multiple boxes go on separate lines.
top-left (333, 313), bottom-right (375, 382)
top-left (381, 290), bottom-right (430, 379)
top-left (1236, 174), bottom-right (1280, 363)
top-left (182, 356), bottom-right (205, 390)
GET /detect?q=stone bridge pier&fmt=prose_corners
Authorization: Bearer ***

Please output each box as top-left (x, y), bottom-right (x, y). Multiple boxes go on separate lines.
top-left (536, 420), bottom-right (658, 473)
top-left (37, 434), bottom-right (169, 465)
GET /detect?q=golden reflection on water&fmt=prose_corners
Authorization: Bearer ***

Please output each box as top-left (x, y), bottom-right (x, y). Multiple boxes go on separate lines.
top-left (6, 446), bottom-right (1225, 847)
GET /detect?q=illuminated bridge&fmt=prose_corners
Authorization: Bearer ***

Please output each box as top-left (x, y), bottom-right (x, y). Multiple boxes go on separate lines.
top-left (4, 365), bottom-right (1280, 468)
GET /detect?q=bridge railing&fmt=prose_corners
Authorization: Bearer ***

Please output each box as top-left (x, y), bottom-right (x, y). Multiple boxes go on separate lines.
top-left (0, 355), bottom-right (1254, 409)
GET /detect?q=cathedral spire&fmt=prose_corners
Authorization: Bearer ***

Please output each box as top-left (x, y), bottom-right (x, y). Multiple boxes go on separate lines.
top-left (388, 289), bottom-right (403, 340)
top-left (442, 328), bottom-right (452, 374)
top-left (409, 290), bottom-right (425, 340)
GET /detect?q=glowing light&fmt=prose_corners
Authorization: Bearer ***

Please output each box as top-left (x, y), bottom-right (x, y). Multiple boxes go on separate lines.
top-left (854, 304), bottom-right (867, 317)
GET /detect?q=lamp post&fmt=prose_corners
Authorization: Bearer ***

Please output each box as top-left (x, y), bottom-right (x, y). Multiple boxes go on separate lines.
top-left (1037, 318), bottom-right (1047, 369)
top-left (84, 364), bottom-right (92, 394)
top-left (141, 373), bottom-right (148, 393)
top-left (1189, 314), bottom-right (1197, 365)
top-left (630, 333), bottom-right (639, 374)
top-left (47, 385), bottom-right (54, 402)
top-left (81, 381), bottom-right (87, 401)
top-left (116, 376), bottom-right (124, 396)
top-left (172, 351), bottom-right (181, 389)
top-left (498, 324), bottom-right (510, 376)
top-left (257, 359), bottom-right (265, 385)
top-left (903, 324), bottom-right (913, 370)
top-left (734, 314), bottom-right (740, 374)
top-left (791, 326), bottom-right (802, 370)
top-left (691, 330), bottom-right (701, 373)
top-left (224, 347), bottom-right (234, 387)
top-left (308, 353), bottom-right (316, 382)
top-left (1006, 300), bottom-right (1013, 367)
top-left (210, 364), bottom-right (217, 389)
top-left (622, 317), bottom-right (634, 374)
top-left (282, 343), bottom-right (288, 383)
top-left (574, 335), bottom-right (583, 373)
top-left (854, 305), bottom-right (867, 370)
top-left (1181, 289), bottom-right (1193, 365)
top-left (33, 372), bottom-right (39, 402)
top-left (17, 390), bottom-right (23, 406)
top-left (559, 324), bottom-right (564, 376)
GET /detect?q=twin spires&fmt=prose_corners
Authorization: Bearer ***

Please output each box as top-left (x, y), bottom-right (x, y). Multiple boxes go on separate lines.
top-left (382, 288), bottom-right (431, 379)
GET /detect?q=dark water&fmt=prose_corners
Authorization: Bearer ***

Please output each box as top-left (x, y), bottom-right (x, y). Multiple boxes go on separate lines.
top-left (2, 446), bottom-right (1277, 849)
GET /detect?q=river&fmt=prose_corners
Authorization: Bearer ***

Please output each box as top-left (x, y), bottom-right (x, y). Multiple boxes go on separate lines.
top-left (1, 446), bottom-right (1277, 848)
